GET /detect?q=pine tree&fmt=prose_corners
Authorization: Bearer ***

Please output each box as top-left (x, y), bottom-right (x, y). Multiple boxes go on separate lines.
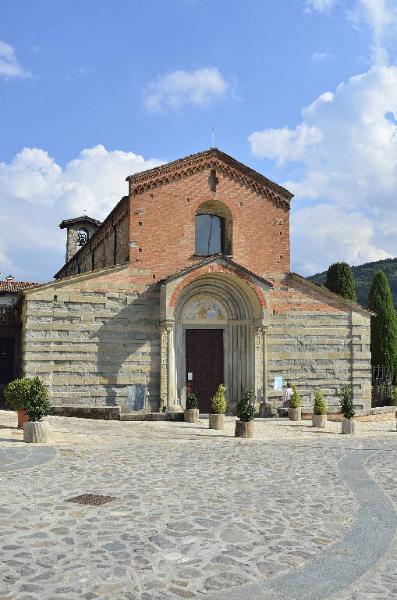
top-left (324, 262), bottom-right (357, 302)
top-left (368, 271), bottom-right (397, 382)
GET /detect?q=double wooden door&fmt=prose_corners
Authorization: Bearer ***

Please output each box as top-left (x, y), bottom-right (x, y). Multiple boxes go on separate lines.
top-left (185, 329), bottom-right (224, 413)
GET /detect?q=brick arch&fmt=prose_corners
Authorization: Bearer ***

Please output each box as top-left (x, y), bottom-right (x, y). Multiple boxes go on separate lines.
top-left (169, 263), bottom-right (267, 314)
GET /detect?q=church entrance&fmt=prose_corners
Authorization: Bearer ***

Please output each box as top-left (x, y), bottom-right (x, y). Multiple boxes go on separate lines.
top-left (185, 329), bottom-right (224, 413)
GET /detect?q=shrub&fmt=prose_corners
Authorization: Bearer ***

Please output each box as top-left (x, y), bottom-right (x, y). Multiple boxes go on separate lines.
top-left (289, 385), bottom-right (301, 409)
top-left (211, 384), bottom-right (227, 414)
top-left (313, 390), bottom-right (327, 415)
top-left (25, 378), bottom-right (51, 422)
top-left (325, 262), bottom-right (357, 303)
top-left (368, 271), bottom-right (397, 383)
top-left (186, 392), bottom-right (199, 410)
top-left (4, 378), bottom-right (33, 411)
top-left (236, 387), bottom-right (255, 422)
top-left (338, 384), bottom-right (355, 419)
top-left (391, 386), bottom-right (397, 407)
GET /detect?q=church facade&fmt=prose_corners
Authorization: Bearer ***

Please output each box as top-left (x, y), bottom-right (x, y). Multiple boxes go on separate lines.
top-left (20, 149), bottom-right (372, 414)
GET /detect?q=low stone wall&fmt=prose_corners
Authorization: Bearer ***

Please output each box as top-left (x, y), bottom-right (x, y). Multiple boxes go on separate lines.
top-left (276, 406), bottom-right (396, 422)
top-left (120, 412), bottom-right (184, 421)
top-left (51, 406), bottom-right (121, 420)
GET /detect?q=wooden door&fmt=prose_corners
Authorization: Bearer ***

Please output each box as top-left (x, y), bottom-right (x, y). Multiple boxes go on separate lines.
top-left (186, 329), bottom-right (224, 413)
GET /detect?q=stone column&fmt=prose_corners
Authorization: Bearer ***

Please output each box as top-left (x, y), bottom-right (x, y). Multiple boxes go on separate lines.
top-left (167, 324), bottom-right (176, 409)
top-left (262, 326), bottom-right (268, 405)
top-left (160, 320), bottom-right (180, 412)
top-left (255, 324), bottom-right (270, 415)
top-left (159, 325), bottom-right (168, 410)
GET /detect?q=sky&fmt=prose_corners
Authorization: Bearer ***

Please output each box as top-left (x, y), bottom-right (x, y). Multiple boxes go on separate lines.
top-left (1, 0), bottom-right (397, 281)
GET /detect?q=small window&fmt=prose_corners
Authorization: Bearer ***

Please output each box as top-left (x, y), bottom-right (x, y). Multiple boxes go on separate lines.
top-left (77, 228), bottom-right (89, 246)
top-left (195, 214), bottom-right (223, 255)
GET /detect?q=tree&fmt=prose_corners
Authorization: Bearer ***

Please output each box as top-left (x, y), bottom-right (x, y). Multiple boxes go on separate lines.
top-left (324, 262), bottom-right (357, 302)
top-left (368, 270), bottom-right (397, 382)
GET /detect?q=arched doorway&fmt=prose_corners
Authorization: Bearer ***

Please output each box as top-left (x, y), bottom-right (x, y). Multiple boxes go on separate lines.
top-left (173, 273), bottom-right (265, 412)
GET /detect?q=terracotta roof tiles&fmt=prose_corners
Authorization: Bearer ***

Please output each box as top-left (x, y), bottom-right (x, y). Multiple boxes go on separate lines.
top-left (0, 280), bottom-right (41, 293)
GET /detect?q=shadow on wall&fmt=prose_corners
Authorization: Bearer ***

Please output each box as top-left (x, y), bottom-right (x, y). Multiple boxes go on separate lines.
top-left (95, 283), bottom-right (160, 412)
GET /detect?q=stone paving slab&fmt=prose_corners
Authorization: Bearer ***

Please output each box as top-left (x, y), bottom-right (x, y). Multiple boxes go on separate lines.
top-left (0, 447), bottom-right (57, 472)
top-left (0, 410), bottom-right (396, 599)
top-left (206, 447), bottom-right (397, 600)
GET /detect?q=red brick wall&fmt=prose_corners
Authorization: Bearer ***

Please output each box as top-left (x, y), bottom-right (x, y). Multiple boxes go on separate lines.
top-left (129, 169), bottom-right (290, 282)
top-left (57, 197), bottom-right (130, 279)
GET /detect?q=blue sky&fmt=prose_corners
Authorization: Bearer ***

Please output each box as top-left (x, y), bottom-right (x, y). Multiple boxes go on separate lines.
top-left (1, 0), bottom-right (397, 281)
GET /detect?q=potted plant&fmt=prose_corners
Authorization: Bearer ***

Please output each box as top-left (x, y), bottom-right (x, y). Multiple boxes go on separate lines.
top-left (288, 385), bottom-right (302, 421)
top-left (23, 377), bottom-right (52, 443)
top-left (312, 389), bottom-right (327, 428)
top-left (235, 387), bottom-right (255, 438)
top-left (3, 377), bottom-right (32, 429)
top-left (209, 384), bottom-right (227, 430)
top-left (184, 392), bottom-right (199, 424)
top-left (338, 384), bottom-right (357, 434)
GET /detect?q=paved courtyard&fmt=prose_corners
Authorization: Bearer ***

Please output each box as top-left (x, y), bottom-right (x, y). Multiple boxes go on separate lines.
top-left (0, 411), bottom-right (396, 600)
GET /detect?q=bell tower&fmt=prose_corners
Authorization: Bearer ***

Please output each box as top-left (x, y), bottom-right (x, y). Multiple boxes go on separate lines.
top-left (59, 216), bottom-right (102, 263)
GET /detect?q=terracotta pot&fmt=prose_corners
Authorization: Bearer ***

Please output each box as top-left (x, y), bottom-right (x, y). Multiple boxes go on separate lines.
top-left (341, 418), bottom-right (357, 435)
top-left (288, 407), bottom-right (302, 421)
top-left (235, 420), bottom-right (254, 438)
top-left (23, 420), bottom-right (49, 443)
top-left (312, 414), bottom-right (327, 428)
top-left (184, 408), bottom-right (199, 424)
top-left (17, 409), bottom-right (28, 429)
top-left (209, 414), bottom-right (224, 430)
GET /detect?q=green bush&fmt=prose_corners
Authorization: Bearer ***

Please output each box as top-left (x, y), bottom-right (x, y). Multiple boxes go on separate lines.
top-left (236, 388), bottom-right (255, 422)
top-left (4, 378), bottom-right (33, 411)
top-left (313, 390), bottom-right (327, 415)
top-left (338, 384), bottom-right (355, 419)
top-left (289, 385), bottom-right (301, 409)
top-left (24, 377), bottom-right (51, 422)
top-left (391, 386), bottom-right (397, 407)
top-left (211, 384), bottom-right (227, 414)
top-left (4, 377), bottom-right (51, 421)
top-left (368, 271), bottom-right (397, 383)
top-left (325, 262), bottom-right (357, 303)
top-left (186, 392), bottom-right (199, 410)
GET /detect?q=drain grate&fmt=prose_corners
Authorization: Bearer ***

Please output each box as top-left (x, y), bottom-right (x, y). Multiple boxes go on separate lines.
top-left (67, 493), bottom-right (116, 506)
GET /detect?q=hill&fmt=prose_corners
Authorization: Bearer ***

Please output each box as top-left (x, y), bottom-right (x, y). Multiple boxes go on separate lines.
top-left (308, 258), bottom-right (397, 308)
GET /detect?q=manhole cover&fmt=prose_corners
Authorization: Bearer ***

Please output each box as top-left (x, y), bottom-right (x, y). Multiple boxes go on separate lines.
top-left (67, 493), bottom-right (116, 506)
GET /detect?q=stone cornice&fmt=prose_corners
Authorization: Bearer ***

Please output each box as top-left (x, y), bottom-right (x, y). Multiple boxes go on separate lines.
top-left (127, 149), bottom-right (293, 209)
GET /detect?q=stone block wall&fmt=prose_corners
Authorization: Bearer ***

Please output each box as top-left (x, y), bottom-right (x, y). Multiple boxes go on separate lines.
top-left (21, 266), bottom-right (161, 412)
top-left (266, 276), bottom-right (371, 410)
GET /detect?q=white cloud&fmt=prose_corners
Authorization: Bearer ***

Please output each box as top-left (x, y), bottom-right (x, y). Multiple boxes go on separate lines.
top-left (249, 123), bottom-right (323, 166)
top-left (311, 51), bottom-right (331, 63)
top-left (249, 65), bottom-right (397, 273)
top-left (144, 67), bottom-right (229, 113)
top-left (306, 1), bottom-right (397, 65)
top-left (350, 0), bottom-right (397, 64)
top-left (0, 41), bottom-right (29, 79)
top-left (0, 145), bottom-right (162, 280)
top-left (292, 204), bottom-right (389, 274)
top-left (305, 0), bottom-right (336, 13)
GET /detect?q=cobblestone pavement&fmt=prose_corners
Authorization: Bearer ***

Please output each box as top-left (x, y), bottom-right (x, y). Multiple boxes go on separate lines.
top-left (0, 411), bottom-right (396, 600)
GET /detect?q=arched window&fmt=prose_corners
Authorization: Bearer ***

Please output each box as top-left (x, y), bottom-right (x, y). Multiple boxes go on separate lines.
top-left (195, 200), bottom-right (232, 256)
top-left (195, 214), bottom-right (223, 255)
